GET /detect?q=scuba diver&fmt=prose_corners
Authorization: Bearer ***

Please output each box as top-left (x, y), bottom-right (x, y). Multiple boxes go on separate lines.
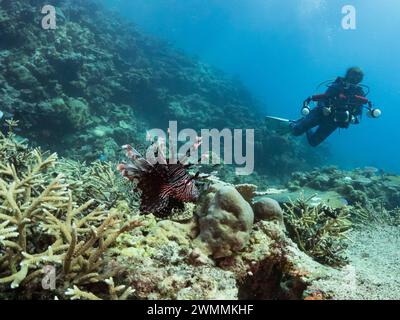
top-left (266, 67), bottom-right (382, 147)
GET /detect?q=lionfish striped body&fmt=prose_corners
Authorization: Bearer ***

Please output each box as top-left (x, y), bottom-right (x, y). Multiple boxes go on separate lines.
top-left (117, 143), bottom-right (200, 217)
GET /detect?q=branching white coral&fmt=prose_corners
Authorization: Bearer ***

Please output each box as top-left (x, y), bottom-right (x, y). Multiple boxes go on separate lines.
top-left (0, 133), bottom-right (140, 299)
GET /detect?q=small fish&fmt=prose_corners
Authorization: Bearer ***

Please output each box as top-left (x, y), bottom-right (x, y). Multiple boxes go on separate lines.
top-left (98, 154), bottom-right (107, 162)
top-left (0, 110), bottom-right (3, 120)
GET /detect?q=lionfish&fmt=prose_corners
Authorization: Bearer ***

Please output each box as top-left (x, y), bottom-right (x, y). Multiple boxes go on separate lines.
top-left (117, 134), bottom-right (202, 217)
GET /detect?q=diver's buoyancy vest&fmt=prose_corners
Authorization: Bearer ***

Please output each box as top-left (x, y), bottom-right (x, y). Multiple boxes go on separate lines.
top-left (320, 78), bottom-right (367, 127)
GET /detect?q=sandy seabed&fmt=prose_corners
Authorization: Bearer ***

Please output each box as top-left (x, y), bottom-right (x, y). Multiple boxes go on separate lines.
top-left (313, 224), bottom-right (400, 300)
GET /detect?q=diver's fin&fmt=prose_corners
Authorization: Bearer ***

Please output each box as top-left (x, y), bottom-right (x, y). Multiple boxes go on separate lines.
top-left (265, 116), bottom-right (293, 134)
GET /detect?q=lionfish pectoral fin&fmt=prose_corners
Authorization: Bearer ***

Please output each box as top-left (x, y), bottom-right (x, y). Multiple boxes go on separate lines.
top-left (130, 158), bottom-right (150, 172)
top-left (122, 144), bottom-right (154, 171)
top-left (122, 144), bottom-right (145, 161)
top-left (117, 163), bottom-right (143, 179)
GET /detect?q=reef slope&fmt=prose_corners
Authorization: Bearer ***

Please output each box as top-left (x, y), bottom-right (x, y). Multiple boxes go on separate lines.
top-left (0, 0), bottom-right (326, 178)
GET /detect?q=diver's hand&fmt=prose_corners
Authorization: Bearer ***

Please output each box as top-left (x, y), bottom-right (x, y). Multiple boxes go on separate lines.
top-left (350, 115), bottom-right (360, 124)
top-left (322, 107), bottom-right (331, 116)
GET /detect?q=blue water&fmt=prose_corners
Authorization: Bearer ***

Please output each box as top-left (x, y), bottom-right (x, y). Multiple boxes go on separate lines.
top-left (105, 0), bottom-right (400, 173)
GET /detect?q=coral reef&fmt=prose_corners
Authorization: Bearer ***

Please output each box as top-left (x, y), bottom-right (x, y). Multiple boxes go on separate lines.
top-left (107, 177), bottom-right (338, 300)
top-left (55, 159), bottom-right (137, 211)
top-left (1, 0), bottom-right (400, 302)
top-left (109, 216), bottom-right (239, 300)
top-left (287, 166), bottom-right (400, 226)
top-left (0, 0), bottom-right (326, 179)
top-left (4, 126), bottom-right (399, 300)
top-left (0, 132), bottom-right (346, 300)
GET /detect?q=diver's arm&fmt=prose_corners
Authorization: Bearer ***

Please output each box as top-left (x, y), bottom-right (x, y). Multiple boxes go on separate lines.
top-left (302, 91), bottom-right (334, 115)
top-left (353, 99), bottom-right (382, 120)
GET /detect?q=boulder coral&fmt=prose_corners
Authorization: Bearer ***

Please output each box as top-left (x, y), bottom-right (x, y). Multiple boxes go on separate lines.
top-left (253, 197), bottom-right (285, 227)
top-left (196, 185), bottom-right (254, 259)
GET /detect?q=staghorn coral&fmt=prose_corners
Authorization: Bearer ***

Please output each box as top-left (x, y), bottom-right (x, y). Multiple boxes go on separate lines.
top-left (55, 159), bottom-right (138, 211)
top-left (350, 202), bottom-right (400, 227)
top-left (282, 194), bottom-right (352, 267)
top-left (65, 277), bottom-right (134, 300)
top-left (0, 132), bottom-right (141, 299)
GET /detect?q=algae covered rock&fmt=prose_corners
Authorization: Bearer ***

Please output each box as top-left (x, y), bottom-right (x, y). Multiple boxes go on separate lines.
top-left (197, 185), bottom-right (254, 259)
top-left (217, 220), bottom-right (336, 300)
top-left (111, 217), bottom-right (238, 300)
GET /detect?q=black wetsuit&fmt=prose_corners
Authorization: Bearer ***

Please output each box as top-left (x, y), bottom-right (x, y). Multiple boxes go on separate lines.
top-left (292, 77), bottom-right (366, 147)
